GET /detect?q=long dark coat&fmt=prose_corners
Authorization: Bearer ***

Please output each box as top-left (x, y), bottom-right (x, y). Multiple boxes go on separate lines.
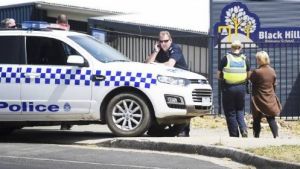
top-left (250, 65), bottom-right (282, 117)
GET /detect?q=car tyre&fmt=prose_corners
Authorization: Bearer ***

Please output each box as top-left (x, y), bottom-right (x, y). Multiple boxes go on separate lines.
top-left (106, 92), bottom-right (151, 137)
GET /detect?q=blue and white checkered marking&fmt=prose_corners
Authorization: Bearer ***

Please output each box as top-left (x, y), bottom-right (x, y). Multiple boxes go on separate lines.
top-left (0, 67), bottom-right (22, 84)
top-left (20, 67), bottom-right (92, 86)
top-left (94, 70), bottom-right (156, 88)
top-left (0, 67), bottom-right (157, 89)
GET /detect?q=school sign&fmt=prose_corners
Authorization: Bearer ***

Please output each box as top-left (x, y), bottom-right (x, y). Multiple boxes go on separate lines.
top-left (214, 2), bottom-right (300, 45)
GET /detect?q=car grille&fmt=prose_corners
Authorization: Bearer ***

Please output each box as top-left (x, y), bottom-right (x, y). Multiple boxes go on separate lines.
top-left (192, 89), bottom-right (212, 102)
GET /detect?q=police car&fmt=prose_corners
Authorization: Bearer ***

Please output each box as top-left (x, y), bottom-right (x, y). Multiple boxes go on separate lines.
top-left (0, 21), bottom-right (212, 137)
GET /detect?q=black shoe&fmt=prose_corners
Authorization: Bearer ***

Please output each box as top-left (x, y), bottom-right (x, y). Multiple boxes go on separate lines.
top-left (177, 131), bottom-right (189, 137)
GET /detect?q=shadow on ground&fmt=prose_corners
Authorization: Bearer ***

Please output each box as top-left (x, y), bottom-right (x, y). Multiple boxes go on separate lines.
top-left (0, 129), bottom-right (115, 144)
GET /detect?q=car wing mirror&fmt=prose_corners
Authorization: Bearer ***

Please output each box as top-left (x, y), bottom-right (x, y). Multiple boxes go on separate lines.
top-left (67, 55), bottom-right (85, 67)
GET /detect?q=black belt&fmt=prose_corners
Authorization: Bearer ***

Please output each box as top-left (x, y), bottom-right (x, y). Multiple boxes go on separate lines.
top-left (224, 82), bottom-right (246, 86)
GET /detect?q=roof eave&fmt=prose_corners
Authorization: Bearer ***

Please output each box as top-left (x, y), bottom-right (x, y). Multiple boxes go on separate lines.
top-left (35, 1), bottom-right (124, 16)
top-left (89, 17), bottom-right (209, 36)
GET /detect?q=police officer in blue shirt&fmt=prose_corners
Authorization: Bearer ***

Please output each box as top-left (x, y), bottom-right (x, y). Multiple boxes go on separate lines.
top-left (145, 31), bottom-right (188, 70)
top-left (146, 31), bottom-right (189, 137)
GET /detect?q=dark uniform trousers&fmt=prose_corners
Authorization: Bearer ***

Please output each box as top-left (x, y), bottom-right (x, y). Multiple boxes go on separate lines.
top-left (222, 83), bottom-right (247, 137)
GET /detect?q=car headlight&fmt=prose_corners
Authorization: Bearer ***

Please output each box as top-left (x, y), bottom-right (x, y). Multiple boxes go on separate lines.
top-left (157, 75), bottom-right (190, 86)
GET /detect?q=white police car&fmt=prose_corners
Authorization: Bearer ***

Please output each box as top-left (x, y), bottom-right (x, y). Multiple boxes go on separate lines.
top-left (0, 21), bottom-right (212, 137)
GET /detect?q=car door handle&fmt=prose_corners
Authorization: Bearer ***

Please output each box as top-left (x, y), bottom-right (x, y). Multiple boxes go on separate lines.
top-left (91, 75), bottom-right (106, 81)
top-left (24, 73), bottom-right (40, 79)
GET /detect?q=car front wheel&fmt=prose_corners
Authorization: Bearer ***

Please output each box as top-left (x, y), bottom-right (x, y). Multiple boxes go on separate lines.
top-left (106, 93), bottom-right (151, 137)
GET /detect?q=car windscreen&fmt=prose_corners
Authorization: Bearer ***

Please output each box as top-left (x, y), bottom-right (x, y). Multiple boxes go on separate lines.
top-left (68, 35), bottom-right (130, 63)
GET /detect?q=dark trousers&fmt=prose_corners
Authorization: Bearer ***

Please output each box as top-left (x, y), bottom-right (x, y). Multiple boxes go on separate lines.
top-left (222, 84), bottom-right (247, 137)
top-left (181, 123), bottom-right (190, 134)
top-left (253, 114), bottom-right (278, 138)
top-left (176, 122), bottom-right (190, 137)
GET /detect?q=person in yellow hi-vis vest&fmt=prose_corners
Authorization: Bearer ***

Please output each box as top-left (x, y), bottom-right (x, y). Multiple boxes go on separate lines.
top-left (217, 40), bottom-right (251, 137)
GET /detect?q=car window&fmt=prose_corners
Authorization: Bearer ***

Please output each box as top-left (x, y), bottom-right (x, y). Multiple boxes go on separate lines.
top-left (68, 35), bottom-right (129, 63)
top-left (26, 36), bottom-right (81, 65)
top-left (0, 36), bottom-right (25, 64)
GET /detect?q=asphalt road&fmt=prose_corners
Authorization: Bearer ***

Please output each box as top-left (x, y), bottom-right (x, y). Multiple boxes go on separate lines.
top-left (0, 126), bottom-right (250, 169)
top-left (0, 143), bottom-right (229, 169)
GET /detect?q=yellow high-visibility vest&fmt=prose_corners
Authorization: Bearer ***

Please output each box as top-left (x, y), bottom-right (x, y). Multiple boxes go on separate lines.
top-left (223, 53), bottom-right (247, 84)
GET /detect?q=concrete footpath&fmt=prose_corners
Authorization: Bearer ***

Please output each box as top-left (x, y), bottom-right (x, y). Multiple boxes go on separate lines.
top-left (25, 125), bottom-right (300, 169)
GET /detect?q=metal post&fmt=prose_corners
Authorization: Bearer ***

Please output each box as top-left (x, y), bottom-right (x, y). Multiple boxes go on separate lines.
top-left (217, 35), bottom-right (222, 115)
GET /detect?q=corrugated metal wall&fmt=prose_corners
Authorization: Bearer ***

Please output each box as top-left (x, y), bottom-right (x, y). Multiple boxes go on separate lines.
top-left (212, 0), bottom-right (300, 117)
top-left (0, 3), bottom-right (45, 26)
top-left (0, 4), bottom-right (86, 32)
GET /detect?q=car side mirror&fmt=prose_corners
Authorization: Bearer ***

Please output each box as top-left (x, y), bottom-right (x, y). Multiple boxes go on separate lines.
top-left (67, 55), bottom-right (85, 67)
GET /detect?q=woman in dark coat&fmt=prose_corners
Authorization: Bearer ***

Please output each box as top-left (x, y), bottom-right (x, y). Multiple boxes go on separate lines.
top-left (250, 51), bottom-right (282, 138)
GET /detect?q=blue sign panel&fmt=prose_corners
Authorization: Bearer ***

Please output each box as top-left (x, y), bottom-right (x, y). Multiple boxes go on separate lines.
top-left (214, 2), bottom-right (300, 47)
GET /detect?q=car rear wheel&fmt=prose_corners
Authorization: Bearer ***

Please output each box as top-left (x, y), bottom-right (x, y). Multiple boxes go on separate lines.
top-left (106, 93), bottom-right (151, 137)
